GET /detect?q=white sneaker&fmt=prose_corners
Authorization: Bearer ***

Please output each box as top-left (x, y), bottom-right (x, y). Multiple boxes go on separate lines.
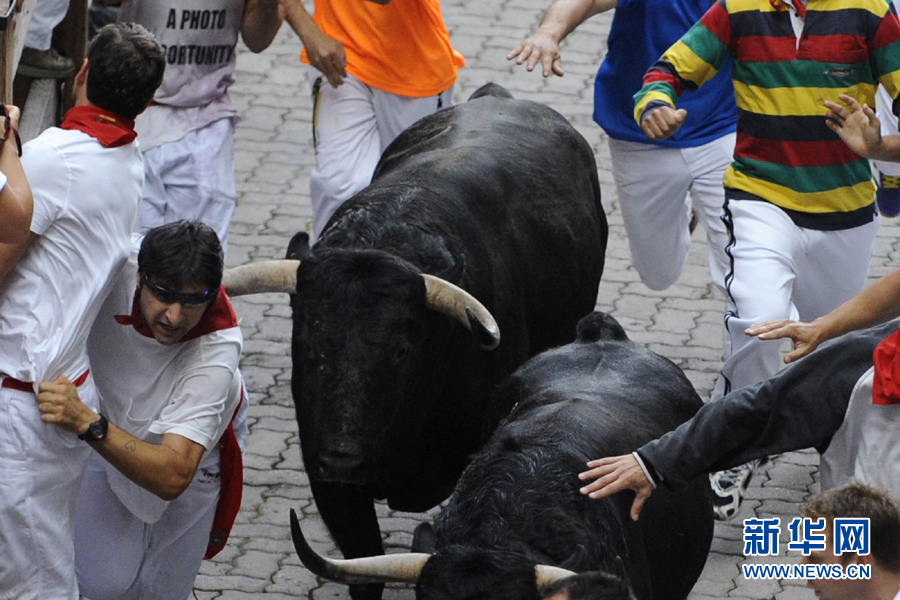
top-left (709, 459), bottom-right (761, 521)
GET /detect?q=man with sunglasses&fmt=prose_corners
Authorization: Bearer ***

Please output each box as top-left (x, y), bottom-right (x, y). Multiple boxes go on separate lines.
top-left (37, 220), bottom-right (246, 599)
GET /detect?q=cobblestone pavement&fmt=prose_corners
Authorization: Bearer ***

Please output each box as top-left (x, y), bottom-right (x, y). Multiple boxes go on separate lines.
top-left (194, 1), bottom-right (900, 598)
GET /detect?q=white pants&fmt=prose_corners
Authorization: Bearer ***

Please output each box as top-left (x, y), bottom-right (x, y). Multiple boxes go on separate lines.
top-left (874, 86), bottom-right (900, 178)
top-left (134, 118), bottom-right (237, 254)
top-left (25, 0), bottom-right (70, 50)
top-left (0, 379), bottom-right (96, 600)
top-left (309, 67), bottom-right (453, 239)
top-left (608, 133), bottom-right (736, 292)
top-left (712, 199), bottom-right (879, 399)
top-left (74, 456), bottom-right (219, 600)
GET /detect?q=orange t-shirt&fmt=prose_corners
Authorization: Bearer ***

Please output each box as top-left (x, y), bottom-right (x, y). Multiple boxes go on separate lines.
top-left (300, 0), bottom-right (465, 97)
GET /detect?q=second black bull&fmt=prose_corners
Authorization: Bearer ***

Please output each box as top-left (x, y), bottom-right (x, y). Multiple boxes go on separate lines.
top-left (225, 83), bottom-right (608, 599)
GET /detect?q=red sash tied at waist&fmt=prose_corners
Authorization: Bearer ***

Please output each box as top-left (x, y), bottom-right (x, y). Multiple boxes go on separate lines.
top-left (204, 385), bottom-right (245, 560)
top-left (1, 369), bottom-right (90, 393)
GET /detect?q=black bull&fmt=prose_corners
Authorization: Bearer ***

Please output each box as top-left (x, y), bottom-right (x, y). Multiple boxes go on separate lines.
top-left (225, 83), bottom-right (608, 600)
top-left (290, 312), bottom-right (714, 600)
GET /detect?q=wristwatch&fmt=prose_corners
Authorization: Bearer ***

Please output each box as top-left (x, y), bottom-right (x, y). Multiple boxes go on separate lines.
top-left (78, 414), bottom-right (109, 442)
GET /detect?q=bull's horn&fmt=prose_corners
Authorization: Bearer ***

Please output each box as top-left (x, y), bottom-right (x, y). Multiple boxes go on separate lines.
top-left (222, 260), bottom-right (300, 296)
top-left (422, 274), bottom-right (500, 350)
top-left (290, 508), bottom-right (430, 584)
top-left (535, 565), bottom-right (578, 594)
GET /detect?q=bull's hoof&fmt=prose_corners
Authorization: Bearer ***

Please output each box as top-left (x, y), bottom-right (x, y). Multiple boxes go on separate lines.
top-left (349, 582), bottom-right (385, 600)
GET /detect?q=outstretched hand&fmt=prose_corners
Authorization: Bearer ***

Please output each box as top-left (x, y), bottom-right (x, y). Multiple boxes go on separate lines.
top-left (824, 94), bottom-right (881, 159)
top-left (507, 29), bottom-right (564, 77)
top-left (578, 454), bottom-right (653, 521)
top-left (744, 319), bottom-right (823, 364)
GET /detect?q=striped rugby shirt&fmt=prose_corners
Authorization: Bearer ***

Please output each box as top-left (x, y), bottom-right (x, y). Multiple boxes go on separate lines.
top-left (634, 0), bottom-right (900, 230)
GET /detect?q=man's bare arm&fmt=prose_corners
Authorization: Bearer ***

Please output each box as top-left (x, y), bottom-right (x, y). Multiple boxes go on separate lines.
top-left (241, 0), bottom-right (285, 53)
top-left (37, 377), bottom-right (206, 501)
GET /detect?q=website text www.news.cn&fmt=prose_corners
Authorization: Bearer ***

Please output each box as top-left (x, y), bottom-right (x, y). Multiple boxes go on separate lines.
top-left (742, 562), bottom-right (871, 580)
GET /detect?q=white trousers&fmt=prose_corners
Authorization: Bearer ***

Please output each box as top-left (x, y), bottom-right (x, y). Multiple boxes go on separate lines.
top-left (134, 118), bottom-right (237, 254)
top-left (712, 199), bottom-right (879, 399)
top-left (308, 67), bottom-right (453, 239)
top-left (608, 133), bottom-right (736, 292)
top-left (25, 0), bottom-right (70, 50)
top-left (874, 86), bottom-right (900, 178)
top-left (0, 379), bottom-right (96, 600)
top-left (74, 456), bottom-right (219, 600)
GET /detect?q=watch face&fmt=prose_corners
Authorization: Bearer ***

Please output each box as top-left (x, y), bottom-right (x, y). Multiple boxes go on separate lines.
top-left (89, 421), bottom-right (106, 440)
top-left (80, 415), bottom-right (108, 441)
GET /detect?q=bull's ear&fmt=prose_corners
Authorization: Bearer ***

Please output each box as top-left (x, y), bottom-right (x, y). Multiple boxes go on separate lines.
top-left (286, 231), bottom-right (311, 260)
top-left (422, 274), bottom-right (500, 350)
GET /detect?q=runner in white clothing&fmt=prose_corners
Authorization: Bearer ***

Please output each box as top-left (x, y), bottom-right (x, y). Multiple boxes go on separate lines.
top-left (118, 0), bottom-right (283, 254)
top-left (0, 24), bottom-right (164, 600)
top-left (38, 221), bottom-right (247, 599)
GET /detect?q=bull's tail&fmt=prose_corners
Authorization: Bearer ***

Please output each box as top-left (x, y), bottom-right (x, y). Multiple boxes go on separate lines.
top-left (468, 82), bottom-right (514, 101)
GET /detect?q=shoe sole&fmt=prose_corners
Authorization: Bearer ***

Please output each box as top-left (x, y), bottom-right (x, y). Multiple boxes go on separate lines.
top-left (16, 64), bottom-right (77, 79)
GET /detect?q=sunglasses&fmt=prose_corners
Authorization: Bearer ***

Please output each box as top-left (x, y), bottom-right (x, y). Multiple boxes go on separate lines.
top-left (0, 104), bottom-right (22, 158)
top-left (141, 272), bottom-right (216, 307)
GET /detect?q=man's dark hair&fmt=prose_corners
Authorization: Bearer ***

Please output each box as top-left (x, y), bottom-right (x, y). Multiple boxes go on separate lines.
top-left (138, 221), bottom-right (224, 296)
top-left (86, 23), bottom-right (165, 119)
top-left (801, 482), bottom-right (900, 573)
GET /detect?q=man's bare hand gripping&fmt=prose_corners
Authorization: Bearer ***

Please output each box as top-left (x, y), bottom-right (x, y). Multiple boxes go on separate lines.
top-left (578, 453), bottom-right (654, 521)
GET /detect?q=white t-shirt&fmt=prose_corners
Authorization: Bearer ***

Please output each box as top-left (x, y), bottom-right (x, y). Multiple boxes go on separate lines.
top-left (0, 127), bottom-right (142, 387)
top-left (0, 168), bottom-right (8, 191)
top-left (821, 367), bottom-right (900, 503)
top-left (118, 0), bottom-right (245, 149)
top-left (87, 236), bottom-right (243, 522)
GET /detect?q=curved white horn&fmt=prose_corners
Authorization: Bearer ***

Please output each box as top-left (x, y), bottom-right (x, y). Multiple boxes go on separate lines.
top-left (535, 565), bottom-right (578, 594)
top-left (422, 274), bottom-right (500, 350)
top-left (222, 260), bottom-right (300, 296)
top-left (290, 509), bottom-right (430, 584)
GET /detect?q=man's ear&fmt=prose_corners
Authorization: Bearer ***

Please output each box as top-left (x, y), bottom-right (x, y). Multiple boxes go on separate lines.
top-left (74, 58), bottom-right (89, 87)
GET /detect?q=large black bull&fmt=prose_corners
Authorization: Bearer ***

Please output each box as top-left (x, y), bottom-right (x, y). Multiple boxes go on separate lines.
top-left (225, 83), bottom-right (608, 600)
top-left (290, 313), bottom-right (713, 600)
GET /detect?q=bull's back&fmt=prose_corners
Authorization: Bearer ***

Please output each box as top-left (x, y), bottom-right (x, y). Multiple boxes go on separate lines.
top-left (492, 314), bottom-right (713, 600)
top-left (371, 94), bottom-right (607, 352)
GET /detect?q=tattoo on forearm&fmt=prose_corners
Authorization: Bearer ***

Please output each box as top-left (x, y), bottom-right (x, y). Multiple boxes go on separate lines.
top-left (125, 440), bottom-right (137, 453)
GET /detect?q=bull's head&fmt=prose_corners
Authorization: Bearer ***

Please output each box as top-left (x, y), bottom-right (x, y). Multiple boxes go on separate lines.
top-left (288, 509), bottom-right (597, 600)
top-left (223, 259), bottom-right (500, 348)
top-left (223, 253), bottom-right (500, 487)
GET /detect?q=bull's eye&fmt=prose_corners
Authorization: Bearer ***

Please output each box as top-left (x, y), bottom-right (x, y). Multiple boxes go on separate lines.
top-left (394, 346), bottom-right (409, 362)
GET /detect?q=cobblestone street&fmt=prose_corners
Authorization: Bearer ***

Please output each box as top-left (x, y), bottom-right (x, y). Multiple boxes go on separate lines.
top-left (194, 1), bottom-right (900, 597)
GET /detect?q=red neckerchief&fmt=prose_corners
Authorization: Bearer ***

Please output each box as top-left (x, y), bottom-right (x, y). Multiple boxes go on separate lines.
top-left (60, 105), bottom-right (137, 148)
top-left (114, 284), bottom-right (238, 342)
top-left (770, 0), bottom-right (806, 17)
top-left (872, 326), bottom-right (900, 405)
